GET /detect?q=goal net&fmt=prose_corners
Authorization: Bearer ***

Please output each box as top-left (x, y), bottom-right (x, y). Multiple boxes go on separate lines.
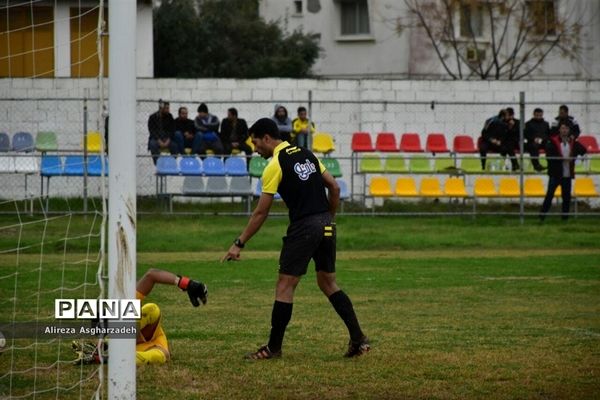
top-left (0, 0), bottom-right (109, 398)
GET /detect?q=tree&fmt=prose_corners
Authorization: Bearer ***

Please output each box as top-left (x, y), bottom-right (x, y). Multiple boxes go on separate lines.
top-left (397, 0), bottom-right (586, 80)
top-left (153, 0), bottom-right (320, 78)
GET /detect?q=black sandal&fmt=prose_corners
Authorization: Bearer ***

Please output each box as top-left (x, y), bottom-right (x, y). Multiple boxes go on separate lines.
top-left (244, 345), bottom-right (282, 360)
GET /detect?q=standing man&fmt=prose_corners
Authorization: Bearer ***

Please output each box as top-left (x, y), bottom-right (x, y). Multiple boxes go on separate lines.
top-left (524, 108), bottom-right (550, 172)
top-left (222, 118), bottom-right (369, 360)
top-left (539, 121), bottom-right (587, 221)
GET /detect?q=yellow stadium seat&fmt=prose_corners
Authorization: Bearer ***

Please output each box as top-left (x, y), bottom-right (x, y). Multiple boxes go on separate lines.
top-left (498, 177), bottom-right (520, 197)
top-left (554, 185), bottom-right (562, 197)
top-left (473, 177), bottom-right (497, 197)
top-left (574, 177), bottom-right (598, 197)
top-left (524, 178), bottom-right (546, 197)
top-left (419, 177), bottom-right (443, 197)
top-left (444, 177), bottom-right (468, 197)
top-left (312, 132), bottom-right (335, 154)
top-left (395, 177), bottom-right (418, 197)
top-left (369, 177), bottom-right (393, 197)
top-left (84, 131), bottom-right (103, 153)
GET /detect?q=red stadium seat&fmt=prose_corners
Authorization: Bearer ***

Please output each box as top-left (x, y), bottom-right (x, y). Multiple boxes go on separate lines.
top-left (426, 133), bottom-right (449, 153)
top-left (578, 135), bottom-right (600, 154)
top-left (375, 132), bottom-right (398, 152)
top-left (399, 133), bottom-right (423, 152)
top-left (453, 135), bottom-right (477, 153)
top-left (351, 132), bottom-right (374, 152)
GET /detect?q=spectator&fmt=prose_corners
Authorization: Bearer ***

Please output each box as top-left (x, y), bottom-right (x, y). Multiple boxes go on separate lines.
top-left (505, 107), bottom-right (521, 170)
top-left (478, 109), bottom-right (519, 171)
top-left (524, 108), bottom-right (550, 172)
top-left (272, 104), bottom-right (292, 142)
top-left (148, 100), bottom-right (177, 164)
top-left (539, 121), bottom-right (587, 221)
top-left (174, 107), bottom-right (201, 154)
top-left (550, 105), bottom-right (580, 138)
top-left (219, 108), bottom-right (253, 157)
top-left (194, 103), bottom-right (224, 155)
top-left (292, 106), bottom-right (316, 148)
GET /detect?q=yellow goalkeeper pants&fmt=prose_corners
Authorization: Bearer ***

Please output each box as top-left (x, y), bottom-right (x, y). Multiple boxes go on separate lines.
top-left (136, 303), bottom-right (169, 365)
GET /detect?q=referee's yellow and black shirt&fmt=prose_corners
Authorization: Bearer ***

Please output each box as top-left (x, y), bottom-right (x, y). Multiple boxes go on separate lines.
top-left (262, 141), bottom-right (329, 222)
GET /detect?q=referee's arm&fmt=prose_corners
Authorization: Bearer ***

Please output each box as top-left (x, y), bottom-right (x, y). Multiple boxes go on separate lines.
top-left (321, 171), bottom-right (340, 218)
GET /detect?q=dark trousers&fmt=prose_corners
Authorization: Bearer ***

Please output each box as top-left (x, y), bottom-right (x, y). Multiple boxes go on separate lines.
top-left (198, 132), bottom-right (225, 155)
top-left (479, 140), bottom-right (518, 170)
top-left (174, 131), bottom-right (203, 154)
top-left (525, 141), bottom-right (544, 169)
top-left (224, 142), bottom-right (253, 157)
top-left (540, 177), bottom-right (572, 220)
top-left (148, 138), bottom-right (178, 164)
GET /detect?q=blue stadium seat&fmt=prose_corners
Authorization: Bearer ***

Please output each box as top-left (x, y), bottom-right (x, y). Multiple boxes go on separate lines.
top-left (87, 156), bottom-right (108, 176)
top-left (0, 132), bottom-right (10, 152)
top-left (180, 156), bottom-right (202, 175)
top-left (40, 155), bottom-right (63, 176)
top-left (63, 156), bottom-right (86, 176)
top-left (203, 156), bottom-right (226, 176)
top-left (224, 156), bottom-right (248, 176)
top-left (12, 132), bottom-right (34, 152)
top-left (156, 156), bottom-right (179, 175)
top-left (336, 178), bottom-right (350, 200)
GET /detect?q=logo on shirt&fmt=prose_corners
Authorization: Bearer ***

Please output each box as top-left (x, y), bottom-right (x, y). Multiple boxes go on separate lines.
top-left (294, 159), bottom-right (317, 181)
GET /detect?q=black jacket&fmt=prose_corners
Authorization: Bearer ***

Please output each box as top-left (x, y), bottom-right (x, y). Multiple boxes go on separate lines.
top-left (194, 114), bottom-right (220, 133)
top-left (148, 111), bottom-right (175, 140)
top-left (482, 117), bottom-right (508, 143)
top-left (175, 117), bottom-right (196, 135)
top-left (219, 118), bottom-right (249, 144)
top-left (545, 135), bottom-right (586, 178)
top-left (524, 118), bottom-right (550, 144)
top-left (550, 116), bottom-right (581, 138)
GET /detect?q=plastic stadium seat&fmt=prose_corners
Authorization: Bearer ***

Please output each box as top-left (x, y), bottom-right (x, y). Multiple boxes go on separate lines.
top-left (419, 177), bottom-right (443, 197)
top-left (434, 156), bottom-right (456, 172)
top-left (485, 155), bottom-right (508, 173)
top-left (574, 178), bottom-right (598, 197)
top-left (336, 179), bottom-right (350, 199)
top-left (458, 156), bottom-right (482, 173)
top-left (444, 177), bottom-right (468, 197)
top-left (229, 176), bottom-right (252, 195)
top-left (399, 133), bottom-right (423, 152)
top-left (12, 132), bottom-right (34, 152)
top-left (351, 132), bottom-right (374, 152)
top-left (474, 177), bottom-right (497, 197)
top-left (312, 132), bottom-right (335, 154)
top-left (395, 177), bottom-right (418, 197)
top-left (36, 131), bottom-right (58, 152)
top-left (426, 133), bottom-right (449, 153)
top-left (590, 157), bottom-right (600, 173)
top-left (249, 156), bottom-right (268, 177)
top-left (453, 135), bottom-right (478, 153)
top-left (578, 135), bottom-right (600, 154)
top-left (41, 155), bottom-right (63, 176)
top-left (224, 156), bottom-right (248, 176)
top-left (87, 156), bottom-right (108, 176)
top-left (63, 156), bottom-right (86, 176)
top-left (554, 184), bottom-right (562, 197)
top-left (369, 177), bottom-right (393, 197)
top-left (202, 157), bottom-right (226, 176)
top-left (0, 156), bottom-right (14, 173)
top-left (0, 132), bottom-right (10, 152)
top-left (84, 131), bottom-right (103, 153)
top-left (375, 133), bottom-right (398, 152)
top-left (524, 178), bottom-right (546, 197)
top-left (321, 158), bottom-right (342, 177)
top-left (255, 179), bottom-right (281, 199)
top-left (498, 177), bottom-right (520, 197)
top-left (179, 157), bottom-right (203, 176)
top-left (408, 156), bottom-right (431, 172)
top-left (205, 176), bottom-right (229, 194)
top-left (182, 176), bottom-right (205, 194)
top-left (14, 155), bottom-right (39, 173)
top-left (359, 154), bottom-right (384, 173)
top-left (384, 156), bottom-right (407, 173)
top-left (156, 156), bottom-right (179, 175)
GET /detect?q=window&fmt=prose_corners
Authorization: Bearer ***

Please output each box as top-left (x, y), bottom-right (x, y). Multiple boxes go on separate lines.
top-left (0, 6), bottom-right (54, 77)
top-left (340, 0), bottom-right (370, 36)
top-left (294, 1), bottom-right (302, 14)
top-left (528, 1), bottom-right (556, 36)
top-left (459, 3), bottom-right (483, 38)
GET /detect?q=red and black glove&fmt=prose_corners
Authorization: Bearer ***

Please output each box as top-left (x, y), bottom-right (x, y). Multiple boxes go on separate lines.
top-left (177, 275), bottom-right (208, 307)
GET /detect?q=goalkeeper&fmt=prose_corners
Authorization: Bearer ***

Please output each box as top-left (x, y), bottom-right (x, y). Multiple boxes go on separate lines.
top-left (73, 268), bottom-right (207, 365)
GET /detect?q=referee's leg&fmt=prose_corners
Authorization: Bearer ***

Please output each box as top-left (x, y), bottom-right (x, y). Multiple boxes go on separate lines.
top-left (266, 273), bottom-right (301, 354)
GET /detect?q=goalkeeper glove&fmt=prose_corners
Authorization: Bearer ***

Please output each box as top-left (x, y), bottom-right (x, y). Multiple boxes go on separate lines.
top-left (177, 275), bottom-right (208, 307)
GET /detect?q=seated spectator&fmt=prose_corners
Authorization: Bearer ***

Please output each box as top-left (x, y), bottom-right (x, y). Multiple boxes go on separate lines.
top-left (292, 106), bottom-right (316, 148)
top-left (174, 107), bottom-right (201, 154)
top-left (550, 104), bottom-right (581, 138)
top-left (524, 108), bottom-right (550, 172)
top-left (148, 100), bottom-right (177, 164)
top-left (219, 108), bottom-right (252, 157)
top-left (478, 109), bottom-right (519, 171)
top-left (539, 121), bottom-right (587, 221)
top-left (194, 103), bottom-right (224, 155)
top-left (272, 104), bottom-right (292, 142)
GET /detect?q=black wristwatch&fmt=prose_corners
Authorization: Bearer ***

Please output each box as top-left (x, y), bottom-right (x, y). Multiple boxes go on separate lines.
top-left (233, 238), bottom-right (245, 248)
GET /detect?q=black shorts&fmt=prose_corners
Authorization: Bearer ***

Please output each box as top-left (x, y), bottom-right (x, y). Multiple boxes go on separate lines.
top-left (279, 212), bottom-right (336, 276)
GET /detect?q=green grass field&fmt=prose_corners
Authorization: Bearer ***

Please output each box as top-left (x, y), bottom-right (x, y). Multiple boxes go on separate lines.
top-left (1, 215), bottom-right (600, 399)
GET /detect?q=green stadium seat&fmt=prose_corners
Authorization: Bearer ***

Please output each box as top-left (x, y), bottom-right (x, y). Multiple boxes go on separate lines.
top-left (249, 157), bottom-right (268, 177)
top-left (408, 156), bottom-right (431, 173)
top-left (359, 154), bottom-right (384, 173)
top-left (459, 156), bottom-right (482, 173)
top-left (434, 156), bottom-right (456, 172)
top-left (384, 155), bottom-right (407, 173)
top-left (321, 157), bottom-right (342, 177)
top-left (590, 156), bottom-right (600, 173)
top-left (36, 131), bottom-right (58, 152)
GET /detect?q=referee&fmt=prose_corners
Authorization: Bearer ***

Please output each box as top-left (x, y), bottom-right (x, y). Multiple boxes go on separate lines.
top-left (222, 118), bottom-right (369, 359)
